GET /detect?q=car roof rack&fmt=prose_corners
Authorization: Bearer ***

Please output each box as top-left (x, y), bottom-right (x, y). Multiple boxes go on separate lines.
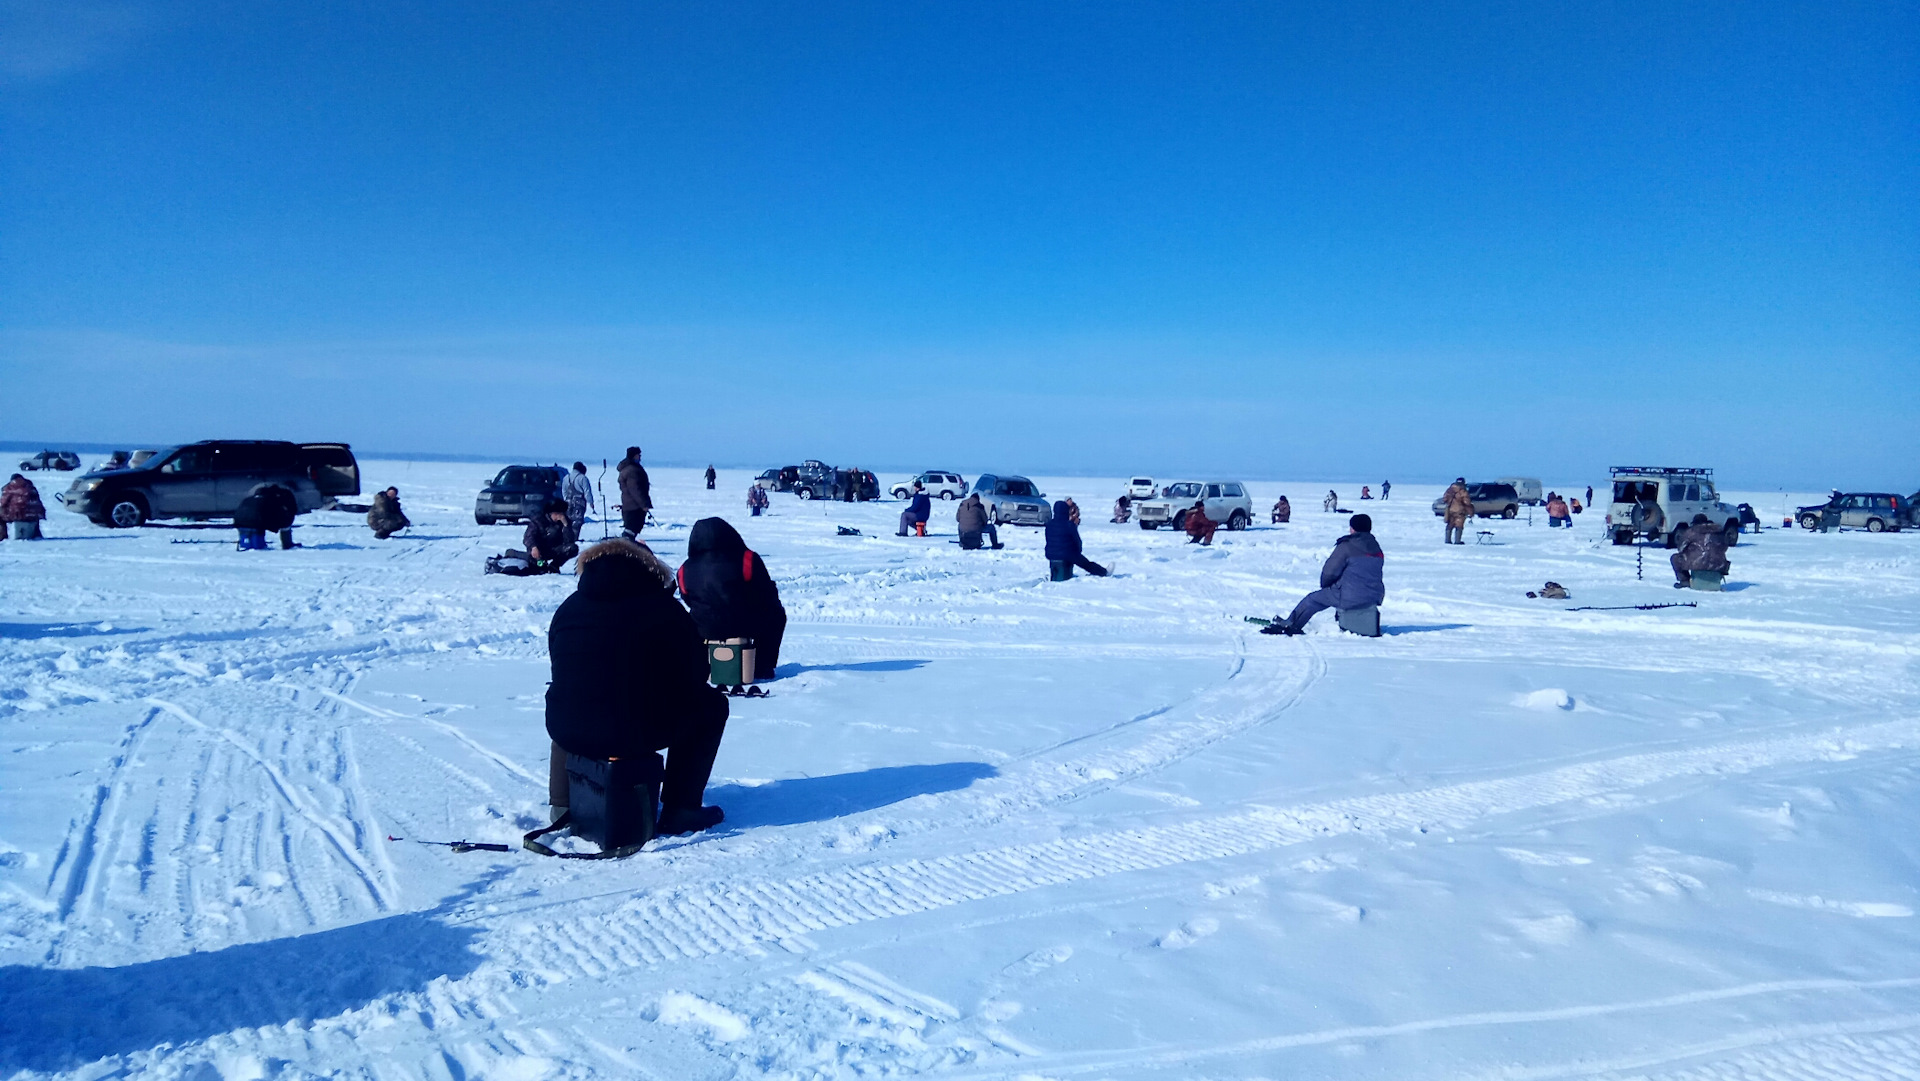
top-left (1608, 466), bottom-right (1714, 477)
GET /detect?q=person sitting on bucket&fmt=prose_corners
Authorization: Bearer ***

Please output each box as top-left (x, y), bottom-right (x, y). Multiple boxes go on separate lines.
top-left (544, 539), bottom-right (728, 835)
top-left (1671, 514), bottom-right (1731, 588)
top-left (1261, 513), bottom-right (1385, 635)
top-left (1272, 495), bottom-right (1291, 523)
top-left (898, 482), bottom-right (931, 537)
top-left (1044, 499), bottom-right (1109, 580)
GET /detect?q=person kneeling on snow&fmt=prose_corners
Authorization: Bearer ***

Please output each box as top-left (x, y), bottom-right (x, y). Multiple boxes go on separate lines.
top-left (1261, 513), bottom-right (1385, 635)
top-left (678, 517), bottom-right (787, 682)
top-left (957, 493), bottom-right (1001, 550)
top-left (545, 540), bottom-right (727, 835)
top-left (1185, 499), bottom-right (1218, 545)
top-left (523, 499), bottom-right (580, 572)
top-left (1271, 495), bottom-right (1291, 524)
top-left (1044, 500), bottom-right (1108, 581)
top-left (368, 487), bottom-right (410, 539)
top-left (897, 482), bottom-right (932, 537)
top-left (1671, 514), bottom-right (1731, 588)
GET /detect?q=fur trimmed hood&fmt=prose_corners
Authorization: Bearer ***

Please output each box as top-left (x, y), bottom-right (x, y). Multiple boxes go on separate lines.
top-left (577, 538), bottom-right (673, 589)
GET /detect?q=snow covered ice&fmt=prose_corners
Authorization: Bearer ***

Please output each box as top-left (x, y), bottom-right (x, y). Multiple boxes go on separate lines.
top-left (4, 462), bottom-right (1920, 1080)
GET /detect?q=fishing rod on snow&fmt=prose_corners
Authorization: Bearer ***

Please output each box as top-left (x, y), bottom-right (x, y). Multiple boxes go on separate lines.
top-left (388, 835), bottom-right (511, 853)
top-left (1566, 602), bottom-right (1697, 612)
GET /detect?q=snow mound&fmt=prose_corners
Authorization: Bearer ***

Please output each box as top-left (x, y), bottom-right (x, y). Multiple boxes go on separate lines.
top-left (648, 991), bottom-right (751, 1042)
top-left (1515, 688), bottom-right (1574, 711)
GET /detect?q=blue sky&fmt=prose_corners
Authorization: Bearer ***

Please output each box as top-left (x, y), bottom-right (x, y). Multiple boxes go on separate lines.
top-left (2, 2), bottom-right (1914, 486)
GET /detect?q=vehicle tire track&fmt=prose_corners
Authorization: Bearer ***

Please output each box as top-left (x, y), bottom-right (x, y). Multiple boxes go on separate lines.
top-left (467, 715), bottom-right (1920, 991)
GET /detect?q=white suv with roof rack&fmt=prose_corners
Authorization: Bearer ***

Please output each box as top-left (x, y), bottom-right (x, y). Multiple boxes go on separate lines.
top-left (1135, 480), bottom-right (1254, 531)
top-left (889, 471), bottom-right (968, 500)
top-left (1605, 466), bottom-right (1743, 548)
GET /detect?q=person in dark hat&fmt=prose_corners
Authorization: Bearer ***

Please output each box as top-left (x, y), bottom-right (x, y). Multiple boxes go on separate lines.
top-left (1262, 514), bottom-right (1386, 635)
top-left (524, 498), bottom-right (580, 572)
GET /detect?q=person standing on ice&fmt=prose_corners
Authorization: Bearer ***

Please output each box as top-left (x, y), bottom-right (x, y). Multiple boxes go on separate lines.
top-left (545, 539), bottom-right (728, 835)
top-left (704, 464), bottom-right (717, 490)
top-left (1441, 478), bottom-right (1473, 544)
top-left (957, 492), bottom-right (1001, 549)
top-left (1323, 490), bottom-right (1338, 512)
top-left (367, 486), bottom-right (410, 539)
top-left (562, 462), bottom-right (595, 541)
top-left (1261, 513), bottom-right (1385, 635)
top-left (1, 474), bottom-right (47, 540)
top-left (898, 482), bottom-right (931, 537)
top-left (1381, 480), bottom-right (1391, 500)
top-left (617, 447), bottom-right (652, 538)
top-left (747, 483), bottom-right (769, 517)
top-left (678, 517), bottom-right (787, 682)
top-left (1546, 492), bottom-right (1571, 528)
top-left (1045, 499), bottom-right (1109, 580)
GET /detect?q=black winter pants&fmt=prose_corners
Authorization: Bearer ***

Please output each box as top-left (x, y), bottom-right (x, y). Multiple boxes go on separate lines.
top-left (549, 694), bottom-right (728, 812)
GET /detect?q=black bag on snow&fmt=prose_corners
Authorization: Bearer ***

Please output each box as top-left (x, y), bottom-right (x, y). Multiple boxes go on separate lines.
top-left (569, 752), bottom-right (662, 851)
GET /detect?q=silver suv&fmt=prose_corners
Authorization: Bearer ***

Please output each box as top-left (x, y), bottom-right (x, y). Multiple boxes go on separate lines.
top-left (971, 474), bottom-right (1051, 525)
top-left (1605, 467), bottom-right (1742, 547)
top-left (1136, 481), bottom-right (1254, 531)
top-left (890, 471), bottom-right (968, 500)
top-left (1431, 482), bottom-right (1522, 520)
top-left (1796, 493), bottom-right (1905, 533)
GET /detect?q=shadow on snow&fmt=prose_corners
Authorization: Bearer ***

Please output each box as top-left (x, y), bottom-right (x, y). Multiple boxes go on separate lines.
top-left (1382, 623), bottom-right (1471, 635)
top-left (0, 622), bottom-right (147, 640)
top-left (710, 760), bottom-right (998, 828)
top-left (777, 659), bottom-right (931, 676)
top-left (0, 910), bottom-right (484, 1073)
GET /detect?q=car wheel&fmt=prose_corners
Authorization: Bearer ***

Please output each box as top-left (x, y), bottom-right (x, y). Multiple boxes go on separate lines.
top-left (1611, 530), bottom-right (1632, 546)
top-left (476, 514), bottom-right (494, 525)
top-left (1139, 519), bottom-right (1156, 530)
top-left (1799, 513), bottom-right (1820, 530)
top-left (940, 491), bottom-right (955, 500)
top-left (891, 488), bottom-right (907, 500)
top-left (1228, 510), bottom-right (1248, 531)
top-left (1723, 522), bottom-right (1740, 547)
top-left (798, 487), bottom-right (813, 500)
top-left (1173, 511), bottom-right (1188, 531)
top-left (108, 497), bottom-right (147, 528)
top-left (1502, 506), bottom-right (1517, 519)
top-left (1868, 517), bottom-right (1886, 533)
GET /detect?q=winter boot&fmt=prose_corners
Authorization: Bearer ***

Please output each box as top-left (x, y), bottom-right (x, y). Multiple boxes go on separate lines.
top-left (657, 804), bottom-right (725, 836)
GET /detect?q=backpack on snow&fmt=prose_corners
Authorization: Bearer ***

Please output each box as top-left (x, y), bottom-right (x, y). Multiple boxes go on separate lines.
top-left (485, 550), bottom-right (536, 576)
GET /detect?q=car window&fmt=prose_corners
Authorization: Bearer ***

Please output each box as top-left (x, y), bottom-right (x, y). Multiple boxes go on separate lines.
top-left (161, 448), bottom-right (214, 474)
top-left (998, 479), bottom-right (1036, 497)
top-left (975, 475), bottom-right (994, 492)
top-left (1223, 483), bottom-right (1243, 497)
top-left (1131, 478), bottom-right (1151, 486)
top-left (1166, 482), bottom-right (1200, 499)
top-left (1206, 484), bottom-right (1222, 498)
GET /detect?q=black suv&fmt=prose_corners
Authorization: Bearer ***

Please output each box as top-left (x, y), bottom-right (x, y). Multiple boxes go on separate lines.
top-left (59, 441), bottom-right (360, 527)
top-left (475, 465), bottom-right (566, 525)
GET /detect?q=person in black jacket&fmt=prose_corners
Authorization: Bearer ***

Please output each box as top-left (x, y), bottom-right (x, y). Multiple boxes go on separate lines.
top-left (677, 518), bottom-right (787, 681)
top-left (545, 539), bottom-right (727, 835)
top-left (522, 499), bottom-right (580, 572)
top-left (232, 485), bottom-right (299, 550)
top-left (1043, 499), bottom-right (1109, 581)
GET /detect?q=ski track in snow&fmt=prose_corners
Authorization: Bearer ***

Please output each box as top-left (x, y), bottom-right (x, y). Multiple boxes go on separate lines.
top-left (4, 465), bottom-right (1920, 1079)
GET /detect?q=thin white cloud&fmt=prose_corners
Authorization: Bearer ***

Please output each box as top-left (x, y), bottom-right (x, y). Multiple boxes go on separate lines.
top-left (0, 0), bottom-right (147, 84)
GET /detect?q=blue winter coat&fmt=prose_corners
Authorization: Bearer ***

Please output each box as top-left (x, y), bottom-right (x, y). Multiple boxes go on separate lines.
top-left (1043, 501), bottom-right (1081, 561)
top-left (1320, 531), bottom-right (1386, 608)
top-left (907, 491), bottom-right (932, 522)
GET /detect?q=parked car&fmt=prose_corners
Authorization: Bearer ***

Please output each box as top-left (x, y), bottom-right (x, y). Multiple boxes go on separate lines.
top-left (1497, 476), bottom-right (1545, 505)
top-left (1908, 491), bottom-right (1920, 529)
top-left (851, 470), bottom-right (880, 501)
top-left (20, 450), bottom-right (81, 472)
top-left (889, 472), bottom-right (968, 500)
top-left (1603, 466), bottom-right (1742, 547)
top-left (1795, 493), bottom-right (1905, 533)
top-left (755, 466), bottom-right (799, 492)
top-left (1430, 482), bottom-right (1523, 520)
top-left (475, 465), bottom-right (567, 525)
top-left (1125, 476), bottom-right (1158, 500)
top-left (59, 440), bottom-right (360, 528)
top-left (1136, 481), bottom-right (1254, 531)
top-left (971, 474), bottom-right (1052, 526)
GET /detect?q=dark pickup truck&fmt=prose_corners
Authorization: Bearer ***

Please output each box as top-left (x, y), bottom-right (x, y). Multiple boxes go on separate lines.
top-left (58, 440), bottom-right (360, 528)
